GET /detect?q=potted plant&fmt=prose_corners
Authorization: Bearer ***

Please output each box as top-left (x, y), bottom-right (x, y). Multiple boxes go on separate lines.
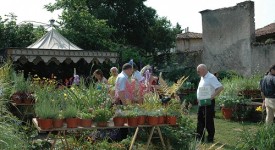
top-left (93, 108), bottom-right (112, 127)
top-left (147, 111), bottom-right (159, 125)
top-left (157, 108), bottom-right (166, 124)
top-left (137, 107), bottom-right (147, 125)
top-left (218, 95), bottom-right (235, 120)
top-left (79, 112), bottom-right (94, 127)
top-left (63, 105), bottom-right (78, 128)
top-left (113, 105), bottom-right (126, 127)
top-left (11, 73), bottom-right (30, 104)
top-left (125, 108), bottom-right (139, 127)
top-left (166, 99), bottom-right (181, 125)
top-left (35, 101), bottom-right (56, 129)
top-left (53, 110), bottom-right (64, 128)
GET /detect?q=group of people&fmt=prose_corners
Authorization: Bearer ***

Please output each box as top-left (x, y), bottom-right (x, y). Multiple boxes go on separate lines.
top-left (92, 62), bottom-right (158, 105)
top-left (196, 63), bottom-right (275, 143)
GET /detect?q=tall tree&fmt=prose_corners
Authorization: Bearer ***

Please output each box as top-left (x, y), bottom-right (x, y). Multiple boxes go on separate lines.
top-left (45, 0), bottom-right (182, 64)
top-left (45, 0), bottom-right (116, 50)
top-left (0, 14), bottom-right (46, 49)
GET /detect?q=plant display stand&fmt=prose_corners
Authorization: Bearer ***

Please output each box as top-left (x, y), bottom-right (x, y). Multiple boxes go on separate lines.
top-left (129, 126), bottom-right (166, 150)
top-left (11, 103), bottom-right (34, 122)
top-left (33, 118), bottom-right (170, 150)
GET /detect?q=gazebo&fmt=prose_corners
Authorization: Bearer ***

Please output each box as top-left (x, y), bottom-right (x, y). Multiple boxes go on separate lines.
top-left (3, 28), bottom-right (119, 79)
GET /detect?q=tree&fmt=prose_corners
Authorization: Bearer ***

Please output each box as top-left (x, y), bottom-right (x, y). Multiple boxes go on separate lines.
top-left (45, 0), bottom-right (182, 64)
top-left (0, 13), bottom-right (47, 49)
top-left (45, 0), bottom-right (116, 50)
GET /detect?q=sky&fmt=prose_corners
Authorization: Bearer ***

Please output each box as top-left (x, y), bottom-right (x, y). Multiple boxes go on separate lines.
top-left (0, 0), bottom-right (274, 33)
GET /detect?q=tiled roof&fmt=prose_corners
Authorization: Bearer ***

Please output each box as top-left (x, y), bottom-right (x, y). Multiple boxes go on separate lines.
top-left (176, 32), bottom-right (202, 39)
top-left (255, 23), bottom-right (275, 37)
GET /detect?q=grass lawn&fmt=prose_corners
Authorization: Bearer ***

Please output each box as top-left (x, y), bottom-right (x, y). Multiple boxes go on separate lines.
top-left (189, 105), bottom-right (261, 150)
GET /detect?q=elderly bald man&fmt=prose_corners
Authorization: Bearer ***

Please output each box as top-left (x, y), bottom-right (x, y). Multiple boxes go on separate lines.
top-left (196, 64), bottom-right (223, 143)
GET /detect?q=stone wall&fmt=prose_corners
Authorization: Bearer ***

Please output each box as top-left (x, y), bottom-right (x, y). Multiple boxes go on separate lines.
top-left (200, 1), bottom-right (255, 75)
top-left (251, 44), bottom-right (275, 74)
top-left (176, 39), bottom-right (203, 52)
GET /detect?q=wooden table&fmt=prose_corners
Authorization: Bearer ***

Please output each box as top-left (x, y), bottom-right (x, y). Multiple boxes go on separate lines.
top-left (33, 118), bottom-right (170, 150)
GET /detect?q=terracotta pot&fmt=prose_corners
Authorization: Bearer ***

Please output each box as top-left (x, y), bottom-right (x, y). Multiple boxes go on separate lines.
top-left (66, 118), bottom-right (78, 128)
top-left (127, 117), bottom-right (138, 127)
top-left (80, 119), bottom-right (92, 127)
top-left (158, 116), bottom-right (165, 124)
top-left (222, 107), bottom-right (233, 120)
top-left (40, 118), bottom-right (53, 130)
top-left (113, 117), bottom-right (125, 126)
top-left (137, 116), bottom-right (146, 125)
top-left (53, 119), bottom-right (64, 128)
top-left (11, 93), bottom-right (22, 104)
top-left (24, 98), bottom-right (32, 104)
top-left (97, 122), bottom-right (108, 127)
top-left (167, 116), bottom-right (177, 125)
top-left (77, 117), bottom-right (81, 126)
top-left (148, 116), bottom-right (158, 125)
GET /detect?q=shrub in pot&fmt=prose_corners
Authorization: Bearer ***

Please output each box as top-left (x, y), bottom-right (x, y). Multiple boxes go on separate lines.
top-left (125, 109), bottom-right (139, 127)
top-left (113, 106), bottom-right (126, 127)
top-left (79, 112), bottom-right (94, 127)
top-left (35, 101), bottom-right (55, 129)
top-left (93, 108), bottom-right (112, 127)
top-left (166, 99), bottom-right (181, 125)
top-left (53, 111), bottom-right (64, 128)
top-left (11, 73), bottom-right (31, 104)
top-left (63, 105), bottom-right (78, 128)
top-left (147, 111), bottom-right (159, 125)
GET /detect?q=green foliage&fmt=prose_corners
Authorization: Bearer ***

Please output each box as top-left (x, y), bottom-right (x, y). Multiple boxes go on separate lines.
top-left (45, 0), bottom-right (116, 50)
top-left (93, 108), bottom-right (112, 122)
top-left (216, 70), bottom-right (240, 80)
top-left (45, 0), bottom-right (181, 63)
top-left (161, 115), bottom-right (195, 150)
top-left (0, 14), bottom-right (46, 49)
top-left (12, 72), bottom-right (32, 93)
top-left (166, 99), bottom-right (182, 116)
top-left (79, 112), bottom-right (94, 119)
top-left (0, 63), bottom-right (28, 149)
top-left (63, 105), bottom-right (78, 118)
top-left (238, 124), bottom-right (275, 150)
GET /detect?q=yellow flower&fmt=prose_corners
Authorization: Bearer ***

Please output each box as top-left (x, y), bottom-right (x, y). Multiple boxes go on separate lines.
top-left (256, 106), bottom-right (262, 112)
top-left (64, 93), bottom-right (67, 97)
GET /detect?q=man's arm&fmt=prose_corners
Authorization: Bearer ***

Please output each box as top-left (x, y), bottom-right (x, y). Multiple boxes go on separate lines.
top-left (211, 86), bottom-right (224, 100)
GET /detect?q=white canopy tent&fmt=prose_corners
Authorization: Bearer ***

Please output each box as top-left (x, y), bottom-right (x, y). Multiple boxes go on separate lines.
top-left (6, 28), bottom-right (118, 65)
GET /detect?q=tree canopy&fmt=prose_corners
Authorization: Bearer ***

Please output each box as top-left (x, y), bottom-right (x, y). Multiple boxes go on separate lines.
top-left (45, 0), bottom-right (182, 64)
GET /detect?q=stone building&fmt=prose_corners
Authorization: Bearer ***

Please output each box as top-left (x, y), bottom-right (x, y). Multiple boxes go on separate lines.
top-left (176, 32), bottom-right (203, 52)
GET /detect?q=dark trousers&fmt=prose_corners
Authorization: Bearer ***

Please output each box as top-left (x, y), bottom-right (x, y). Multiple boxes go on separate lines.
top-left (196, 99), bottom-right (215, 141)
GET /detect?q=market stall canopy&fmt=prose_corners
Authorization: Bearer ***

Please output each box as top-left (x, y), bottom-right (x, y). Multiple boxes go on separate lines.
top-left (6, 28), bottom-right (118, 65)
top-left (27, 28), bottom-right (82, 50)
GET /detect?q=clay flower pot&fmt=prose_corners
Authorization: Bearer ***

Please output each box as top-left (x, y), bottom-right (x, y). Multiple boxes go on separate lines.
top-left (221, 107), bottom-right (233, 120)
top-left (66, 118), bottom-right (78, 128)
top-left (80, 119), bottom-right (92, 127)
top-left (40, 118), bottom-right (53, 130)
top-left (158, 116), bottom-right (165, 124)
top-left (53, 119), bottom-right (64, 128)
top-left (97, 122), bottom-right (108, 127)
top-left (113, 117), bottom-right (125, 126)
top-left (148, 116), bottom-right (158, 125)
top-left (127, 117), bottom-right (138, 127)
top-left (167, 116), bottom-right (177, 125)
top-left (137, 116), bottom-right (146, 125)
top-left (11, 93), bottom-right (22, 104)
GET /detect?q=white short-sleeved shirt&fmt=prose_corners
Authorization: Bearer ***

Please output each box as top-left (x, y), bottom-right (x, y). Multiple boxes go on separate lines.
top-left (115, 71), bottom-right (132, 99)
top-left (197, 72), bottom-right (222, 99)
